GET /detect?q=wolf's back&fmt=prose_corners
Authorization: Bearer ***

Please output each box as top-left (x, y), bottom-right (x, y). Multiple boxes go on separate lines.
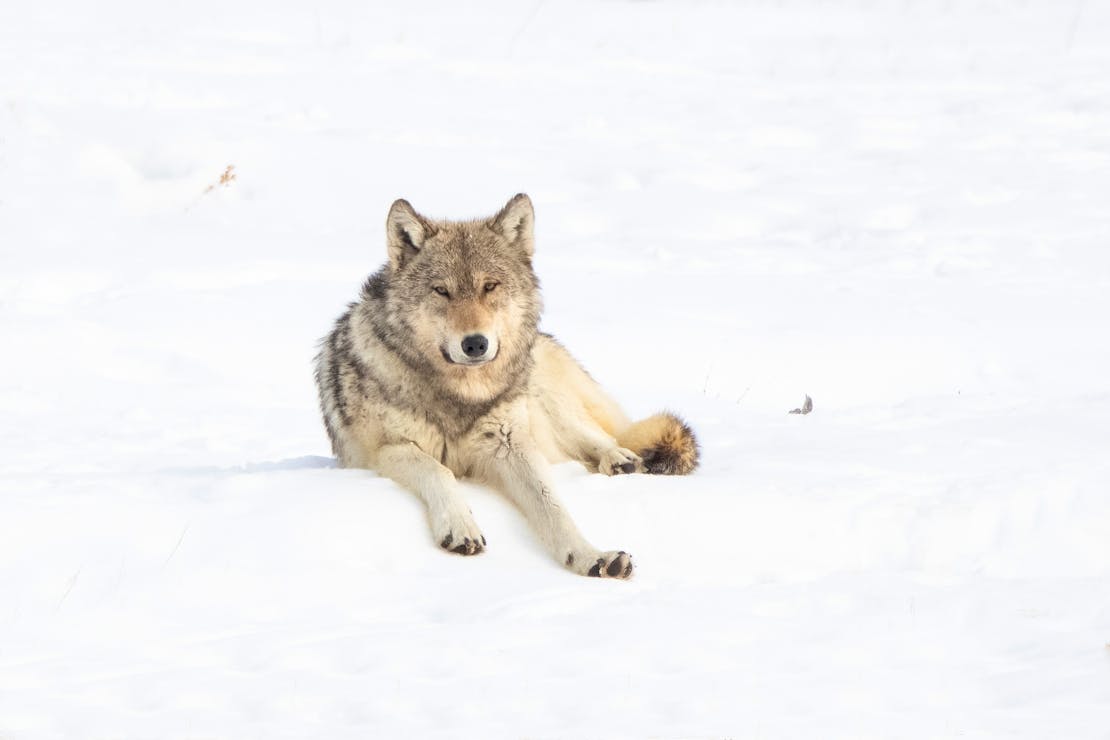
top-left (313, 308), bottom-right (355, 458)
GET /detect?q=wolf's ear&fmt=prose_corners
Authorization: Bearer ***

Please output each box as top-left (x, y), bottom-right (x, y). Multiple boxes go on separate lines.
top-left (386, 199), bottom-right (434, 270)
top-left (489, 193), bottom-right (534, 256)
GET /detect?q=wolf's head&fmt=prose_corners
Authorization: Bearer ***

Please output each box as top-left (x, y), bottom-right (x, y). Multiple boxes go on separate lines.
top-left (368, 194), bottom-right (542, 401)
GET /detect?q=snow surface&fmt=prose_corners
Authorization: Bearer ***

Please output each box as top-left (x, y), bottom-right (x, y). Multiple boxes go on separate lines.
top-left (3, 0), bottom-right (1110, 737)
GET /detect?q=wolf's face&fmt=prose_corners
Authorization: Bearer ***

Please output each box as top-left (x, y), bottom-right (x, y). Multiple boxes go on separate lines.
top-left (380, 195), bottom-right (542, 389)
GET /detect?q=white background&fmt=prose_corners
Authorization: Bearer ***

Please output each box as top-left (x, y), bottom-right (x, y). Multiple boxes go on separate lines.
top-left (2, 1), bottom-right (1109, 737)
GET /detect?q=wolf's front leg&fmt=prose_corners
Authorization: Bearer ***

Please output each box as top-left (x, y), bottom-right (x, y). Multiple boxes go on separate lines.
top-left (474, 429), bottom-right (633, 579)
top-left (375, 442), bottom-right (485, 555)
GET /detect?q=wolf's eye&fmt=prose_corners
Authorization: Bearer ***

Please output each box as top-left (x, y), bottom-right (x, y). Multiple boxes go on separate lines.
top-left (483, 281), bottom-right (500, 293)
top-left (433, 285), bottom-right (450, 298)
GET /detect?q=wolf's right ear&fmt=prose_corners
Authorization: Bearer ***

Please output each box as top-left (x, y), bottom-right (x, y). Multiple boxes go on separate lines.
top-left (386, 199), bottom-right (434, 270)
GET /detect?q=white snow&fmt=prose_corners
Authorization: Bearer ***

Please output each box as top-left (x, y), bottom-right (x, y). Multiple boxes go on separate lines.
top-left (3, 0), bottom-right (1110, 737)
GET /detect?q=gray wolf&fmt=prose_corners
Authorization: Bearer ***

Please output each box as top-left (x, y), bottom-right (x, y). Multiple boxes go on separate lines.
top-left (314, 194), bottom-right (698, 578)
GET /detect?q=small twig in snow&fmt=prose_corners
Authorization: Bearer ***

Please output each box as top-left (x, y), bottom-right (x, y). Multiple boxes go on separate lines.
top-left (186, 165), bottom-right (237, 213)
top-left (55, 568), bottom-right (81, 612)
top-left (162, 524), bottom-right (190, 568)
top-left (203, 165), bottom-right (237, 193)
top-left (1066, 0), bottom-right (1086, 52)
top-left (508, 0), bottom-right (546, 58)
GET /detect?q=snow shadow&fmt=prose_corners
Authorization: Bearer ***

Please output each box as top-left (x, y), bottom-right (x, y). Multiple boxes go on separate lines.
top-left (165, 455), bottom-right (338, 476)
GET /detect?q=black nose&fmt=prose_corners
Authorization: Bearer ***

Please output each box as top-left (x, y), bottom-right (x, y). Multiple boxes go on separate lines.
top-left (461, 334), bottom-right (489, 358)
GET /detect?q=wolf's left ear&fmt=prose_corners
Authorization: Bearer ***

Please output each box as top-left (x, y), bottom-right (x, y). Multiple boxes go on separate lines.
top-left (489, 193), bottom-right (534, 256)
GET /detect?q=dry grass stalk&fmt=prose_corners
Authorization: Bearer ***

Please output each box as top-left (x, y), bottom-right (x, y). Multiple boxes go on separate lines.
top-left (203, 165), bottom-right (237, 194)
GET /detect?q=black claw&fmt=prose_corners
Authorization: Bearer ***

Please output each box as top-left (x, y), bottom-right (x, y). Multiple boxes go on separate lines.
top-left (588, 559), bottom-right (603, 577)
top-left (606, 557), bottom-right (624, 577)
top-left (623, 561), bottom-right (633, 578)
top-left (441, 533), bottom-right (454, 549)
top-left (481, 535), bottom-right (487, 547)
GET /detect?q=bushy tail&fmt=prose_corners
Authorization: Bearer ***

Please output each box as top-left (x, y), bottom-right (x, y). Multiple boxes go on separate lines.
top-left (617, 412), bottom-right (699, 475)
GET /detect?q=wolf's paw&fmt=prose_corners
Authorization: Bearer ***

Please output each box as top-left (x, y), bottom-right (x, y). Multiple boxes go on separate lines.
top-left (433, 511), bottom-right (486, 556)
top-left (440, 531), bottom-right (485, 555)
top-left (566, 549), bottom-right (634, 579)
top-left (589, 550), bottom-right (634, 579)
top-left (597, 447), bottom-right (644, 476)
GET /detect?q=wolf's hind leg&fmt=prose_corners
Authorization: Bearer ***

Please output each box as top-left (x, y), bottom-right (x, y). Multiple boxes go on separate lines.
top-left (475, 434), bottom-right (632, 579)
top-left (531, 337), bottom-right (643, 475)
top-left (375, 443), bottom-right (486, 555)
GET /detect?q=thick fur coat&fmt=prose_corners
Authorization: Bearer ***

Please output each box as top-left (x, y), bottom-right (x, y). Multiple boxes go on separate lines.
top-left (315, 194), bottom-right (697, 577)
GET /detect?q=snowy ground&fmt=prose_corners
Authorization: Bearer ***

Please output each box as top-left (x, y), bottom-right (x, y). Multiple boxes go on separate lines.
top-left (3, 0), bottom-right (1110, 737)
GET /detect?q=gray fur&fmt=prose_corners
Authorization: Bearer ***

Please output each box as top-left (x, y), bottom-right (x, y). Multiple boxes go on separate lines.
top-left (314, 194), bottom-right (698, 577)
